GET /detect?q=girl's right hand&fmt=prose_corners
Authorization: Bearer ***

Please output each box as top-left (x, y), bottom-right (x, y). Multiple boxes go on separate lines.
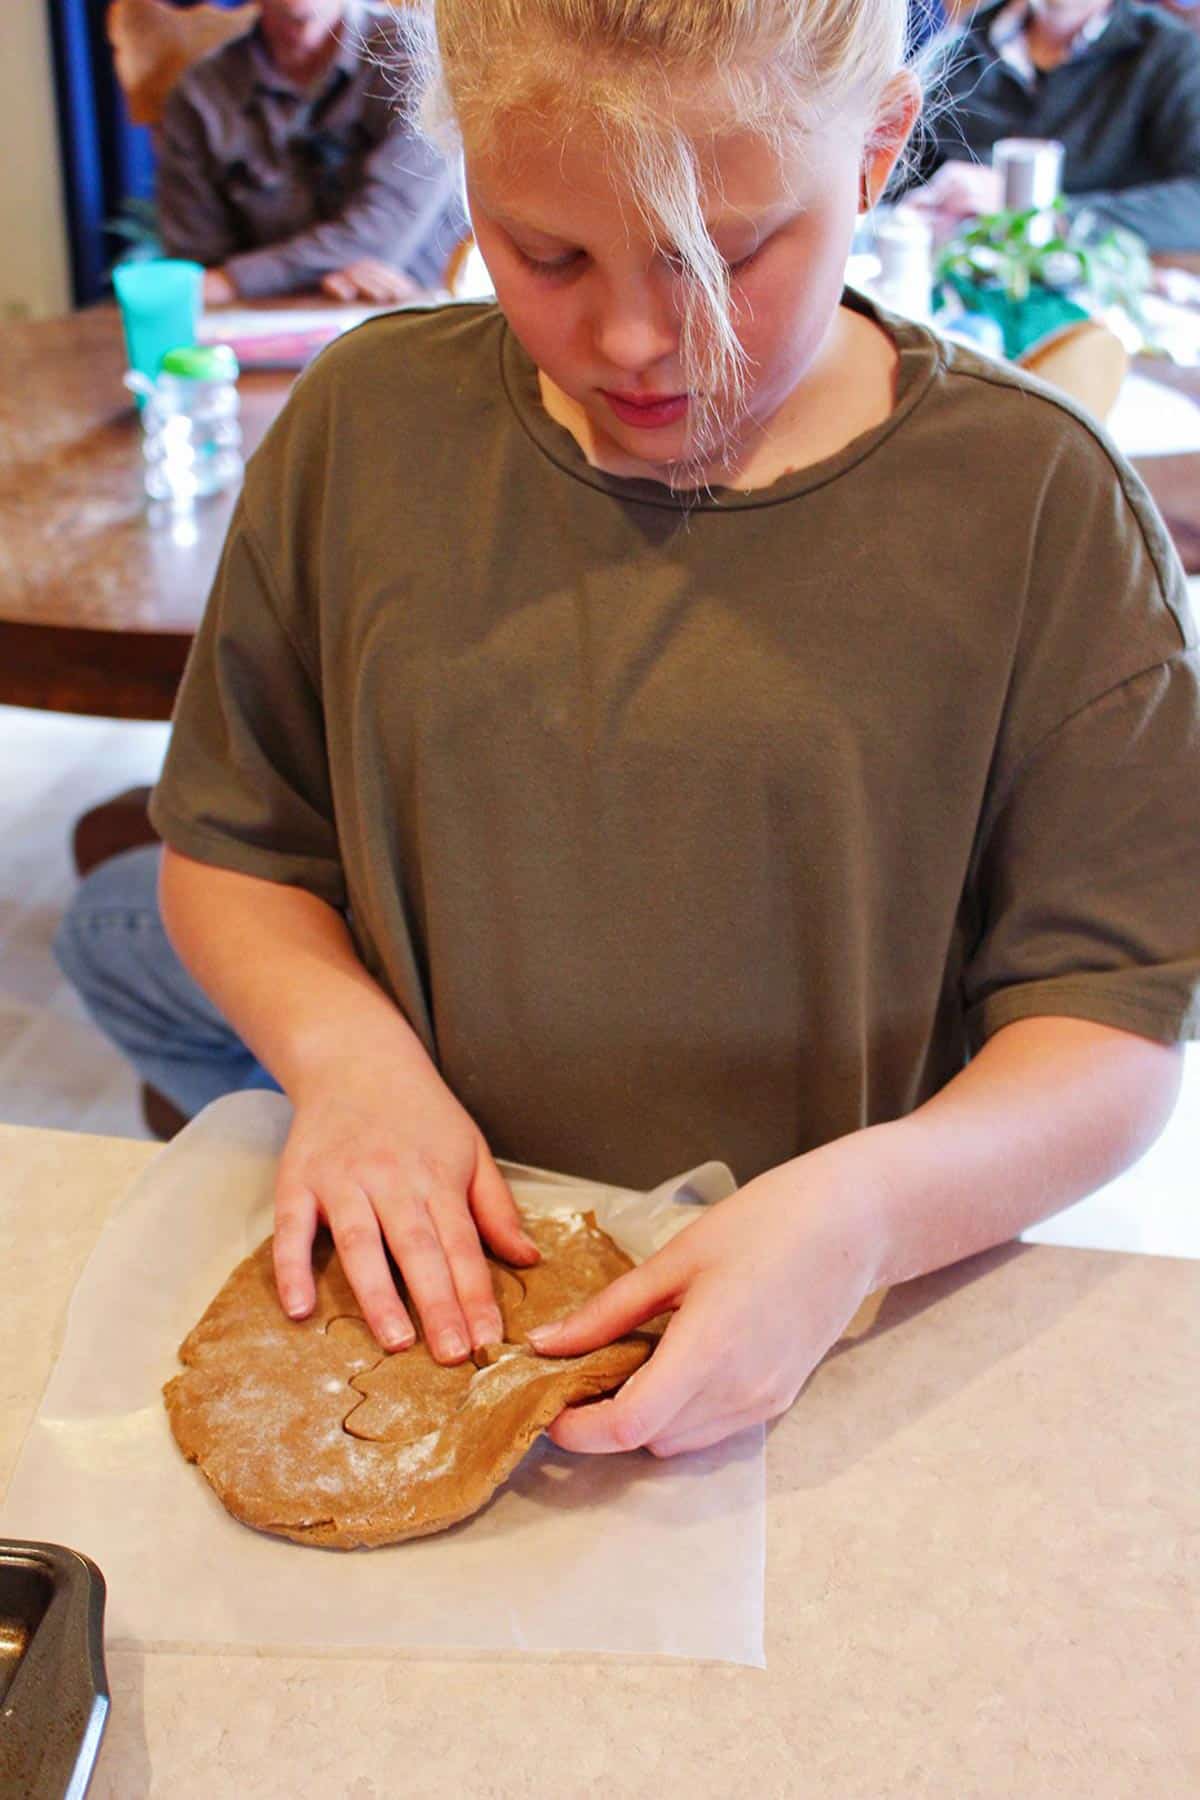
top-left (271, 1057), bottom-right (539, 1363)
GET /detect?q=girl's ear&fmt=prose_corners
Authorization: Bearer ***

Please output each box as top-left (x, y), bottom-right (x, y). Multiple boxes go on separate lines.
top-left (860, 70), bottom-right (923, 211)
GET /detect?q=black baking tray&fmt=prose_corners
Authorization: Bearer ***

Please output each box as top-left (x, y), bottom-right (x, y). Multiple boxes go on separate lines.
top-left (0, 1540), bottom-right (109, 1799)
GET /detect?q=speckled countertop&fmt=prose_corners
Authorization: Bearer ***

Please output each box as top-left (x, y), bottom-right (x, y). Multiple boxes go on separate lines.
top-left (2, 1121), bottom-right (1197, 1799)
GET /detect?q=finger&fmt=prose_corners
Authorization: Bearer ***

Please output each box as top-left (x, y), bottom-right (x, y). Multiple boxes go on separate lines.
top-left (322, 271), bottom-right (353, 301)
top-left (469, 1149), bottom-right (539, 1266)
top-left (427, 1190), bottom-right (505, 1351)
top-left (526, 1248), bottom-right (684, 1356)
top-left (547, 1299), bottom-right (715, 1454)
top-left (346, 262), bottom-right (387, 302)
top-left (328, 1187), bottom-right (416, 1352)
top-left (379, 1201), bottom-right (473, 1364)
top-left (272, 1181), bottom-right (319, 1319)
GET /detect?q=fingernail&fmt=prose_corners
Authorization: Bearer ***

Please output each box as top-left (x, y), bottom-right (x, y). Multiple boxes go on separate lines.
top-left (518, 1232), bottom-right (539, 1257)
top-left (477, 1310), bottom-right (504, 1346)
top-left (439, 1329), bottom-right (469, 1361)
top-left (383, 1325), bottom-right (415, 1352)
top-left (527, 1324), bottom-right (557, 1349)
top-left (283, 1291), bottom-right (307, 1318)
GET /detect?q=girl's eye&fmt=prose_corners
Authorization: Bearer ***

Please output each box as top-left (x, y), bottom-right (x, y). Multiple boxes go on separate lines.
top-left (725, 243), bottom-right (763, 274)
top-left (515, 246), bottom-right (584, 277)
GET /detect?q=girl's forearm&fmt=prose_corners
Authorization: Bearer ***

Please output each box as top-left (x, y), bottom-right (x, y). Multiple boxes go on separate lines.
top-left (856, 1017), bottom-right (1184, 1292)
top-left (157, 847), bottom-right (437, 1097)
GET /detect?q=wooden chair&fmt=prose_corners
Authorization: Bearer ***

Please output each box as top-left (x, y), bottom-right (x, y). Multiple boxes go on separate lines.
top-left (1016, 318), bottom-right (1130, 421)
top-left (107, 0), bottom-right (259, 128)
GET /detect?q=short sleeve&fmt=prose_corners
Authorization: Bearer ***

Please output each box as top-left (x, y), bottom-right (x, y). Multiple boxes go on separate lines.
top-left (148, 498), bottom-right (347, 910)
top-left (963, 650), bottom-right (1200, 1048)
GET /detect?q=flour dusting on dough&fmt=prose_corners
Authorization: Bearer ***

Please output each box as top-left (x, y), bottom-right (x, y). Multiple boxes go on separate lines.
top-left (164, 1209), bottom-right (651, 1547)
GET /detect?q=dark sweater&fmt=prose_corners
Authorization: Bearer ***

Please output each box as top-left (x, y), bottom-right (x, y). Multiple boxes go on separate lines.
top-left (907, 0), bottom-right (1200, 250)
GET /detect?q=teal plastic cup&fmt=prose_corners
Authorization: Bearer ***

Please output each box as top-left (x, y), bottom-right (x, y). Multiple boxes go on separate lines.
top-left (113, 258), bottom-right (203, 386)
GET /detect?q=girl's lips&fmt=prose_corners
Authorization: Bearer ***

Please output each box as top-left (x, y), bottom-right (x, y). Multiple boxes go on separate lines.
top-left (600, 390), bottom-right (689, 430)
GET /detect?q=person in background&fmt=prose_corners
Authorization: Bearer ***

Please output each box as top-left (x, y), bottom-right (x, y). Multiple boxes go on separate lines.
top-left (158, 0), bottom-right (467, 305)
top-left (902, 0), bottom-right (1200, 252)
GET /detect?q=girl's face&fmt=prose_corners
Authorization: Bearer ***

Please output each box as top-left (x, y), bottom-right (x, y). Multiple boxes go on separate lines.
top-left (467, 97), bottom-right (911, 483)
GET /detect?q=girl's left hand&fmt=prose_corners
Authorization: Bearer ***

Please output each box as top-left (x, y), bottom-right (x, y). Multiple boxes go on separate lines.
top-left (530, 1141), bottom-right (886, 1459)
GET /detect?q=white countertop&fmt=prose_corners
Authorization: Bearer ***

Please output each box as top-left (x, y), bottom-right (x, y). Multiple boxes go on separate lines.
top-left (2, 1121), bottom-right (1197, 1798)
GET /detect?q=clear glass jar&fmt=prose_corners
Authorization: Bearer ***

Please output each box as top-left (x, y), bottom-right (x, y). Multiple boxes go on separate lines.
top-left (130, 343), bottom-right (243, 505)
top-left (871, 208), bottom-right (934, 324)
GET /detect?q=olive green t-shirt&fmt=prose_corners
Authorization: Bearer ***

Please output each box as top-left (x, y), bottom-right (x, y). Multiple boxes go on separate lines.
top-left (151, 294), bottom-right (1200, 1189)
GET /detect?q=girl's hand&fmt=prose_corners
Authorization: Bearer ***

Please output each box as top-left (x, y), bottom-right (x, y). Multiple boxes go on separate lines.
top-left (530, 1142), bottom-right (885, 1458)
top-left (272, 1056), bottom-right (539, 1362)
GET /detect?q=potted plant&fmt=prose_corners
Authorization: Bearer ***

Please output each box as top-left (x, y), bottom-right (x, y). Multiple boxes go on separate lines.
top-left (934, 202), bottom-right (1153, 359)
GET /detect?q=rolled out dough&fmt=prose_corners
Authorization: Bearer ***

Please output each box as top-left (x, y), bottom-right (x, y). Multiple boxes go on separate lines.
top-left (164, 1212), bottom-right (651, 1548)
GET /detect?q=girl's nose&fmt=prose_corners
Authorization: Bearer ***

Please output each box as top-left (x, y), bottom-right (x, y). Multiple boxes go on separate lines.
top-left (593, 273), bottom-right (679, 375)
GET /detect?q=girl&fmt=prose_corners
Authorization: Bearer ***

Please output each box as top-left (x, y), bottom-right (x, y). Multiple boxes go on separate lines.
top-left (59, 0), bottom-right (1199, 1459)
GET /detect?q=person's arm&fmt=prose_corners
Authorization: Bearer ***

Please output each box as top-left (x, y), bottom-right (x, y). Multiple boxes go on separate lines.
top-left (860, 1016), bottom-right (1182, 1284)
top-left (156, 84), bottom-right (240, 270)
top-left (148, 344), bottom-right (538, 1357)
top-left (158, 847), bottom-right (538, 1355)
top-left (533, 1018), bottom-right (1183, 1457)
top-left (148, 471), bottom-right (536, 1361)
top-left (1066, 177), bottom-right (1200, 256)
top-left (157, 845), bottom-right (434, 1115)
top-left (223, 118), bottom-right (463, 298)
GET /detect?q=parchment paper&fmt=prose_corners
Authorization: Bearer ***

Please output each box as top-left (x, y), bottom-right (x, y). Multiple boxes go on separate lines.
top-left (1, 1092), bottom-right (766, 1666)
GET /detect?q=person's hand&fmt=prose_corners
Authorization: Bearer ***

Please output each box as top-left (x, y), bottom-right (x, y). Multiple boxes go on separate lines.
top-left (529, 1139), bottom-right (885, 1458)
top-left (202, 266), bottom-right (238, 308)
top-left (320, 258), bottom-right (421, 305)
top-left (272, 1053), bottom-right (540, 1362)
top-left (909, 160), bottom-right (1004, 221)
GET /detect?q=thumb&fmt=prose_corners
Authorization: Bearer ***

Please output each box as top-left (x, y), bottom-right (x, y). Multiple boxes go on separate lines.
top-left (528, 1247), bottom-right (681, 1356)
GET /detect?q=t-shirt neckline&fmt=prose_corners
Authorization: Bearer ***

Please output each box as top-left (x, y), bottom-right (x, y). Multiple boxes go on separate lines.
top-left (498, 287), bottom-right (943, 511)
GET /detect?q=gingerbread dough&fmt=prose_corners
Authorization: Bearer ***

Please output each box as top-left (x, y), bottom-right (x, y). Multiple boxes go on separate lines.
top-left (164, 1213), bottom-right (651, 1549)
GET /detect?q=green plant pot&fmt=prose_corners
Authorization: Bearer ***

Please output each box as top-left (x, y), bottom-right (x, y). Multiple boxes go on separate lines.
top-left (938, 275), bottom-right (1088, 360)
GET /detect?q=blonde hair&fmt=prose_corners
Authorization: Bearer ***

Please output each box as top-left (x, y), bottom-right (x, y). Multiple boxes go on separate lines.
top-left (398, 0), bottom-right (918, 478)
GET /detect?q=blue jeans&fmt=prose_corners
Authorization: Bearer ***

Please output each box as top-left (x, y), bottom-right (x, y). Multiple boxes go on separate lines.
top-left (54, 844), bottom-right (280, 1117)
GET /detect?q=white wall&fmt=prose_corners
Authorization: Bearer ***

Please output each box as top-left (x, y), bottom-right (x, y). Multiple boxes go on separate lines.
top-left (0, 0), bottom-right (71, 318)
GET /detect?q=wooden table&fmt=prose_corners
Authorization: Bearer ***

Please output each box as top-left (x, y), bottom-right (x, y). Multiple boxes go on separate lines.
top-left (3, 299), bottom-right (1199, 725)
top-left (1, 1119), bottom-right (1197, 1797)
top-left (0, 308), bottom-right (290, 720)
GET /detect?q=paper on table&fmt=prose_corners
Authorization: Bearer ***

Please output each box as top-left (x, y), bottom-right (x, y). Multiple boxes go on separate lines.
top-left (198, 306), bottom-right (383, 340)
top-left (1106, 371), bottom-right (1200, 459)
top-left (196, 305), bottom-right (386, 371)
top-left (0, 1092), bottom-right (766, 1666)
